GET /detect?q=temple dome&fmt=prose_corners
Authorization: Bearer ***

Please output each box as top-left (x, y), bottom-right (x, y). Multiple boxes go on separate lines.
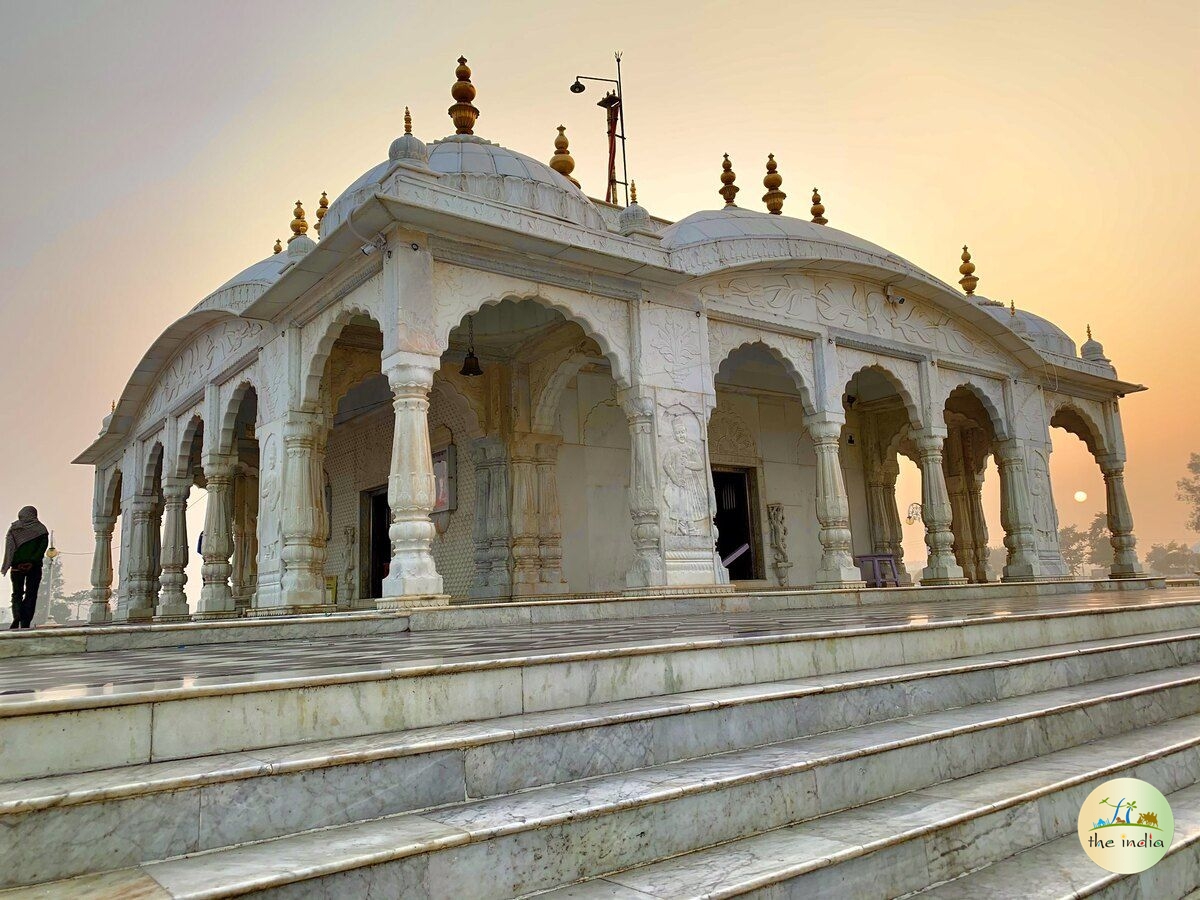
top-left (979, 304), bottom-right (1077, 357)
top-left (323, 133), bottom-right (605, 235)
top-left (659, 206), bottom-right (898, 259)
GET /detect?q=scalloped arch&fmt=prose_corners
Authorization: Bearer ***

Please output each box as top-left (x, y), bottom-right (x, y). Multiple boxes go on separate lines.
top-left (940, 380), bottom-right (1010, 441)
top-left (842, 362), bottom-right (924, 430)
top-left (713, 339), bottom-right (816, 417)
top-left (301, 306), bottom-right (384, 409)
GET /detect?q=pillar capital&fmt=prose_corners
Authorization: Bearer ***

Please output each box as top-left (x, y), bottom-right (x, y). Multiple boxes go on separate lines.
top-left (806, 419), bottom-right (844, 446)
top-left (912, 429), bottom-right (946, 456)
top-left (618, 387), bottom-right (655, 423)
top-left (382, 351), bottom-right (438, 394)
top-left (1097, 453), bottom-right (1126, 477)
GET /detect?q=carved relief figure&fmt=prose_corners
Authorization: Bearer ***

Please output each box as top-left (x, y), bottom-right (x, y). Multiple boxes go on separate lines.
top-left (662, 413), bottom-right (710, 536)
top-left (1028, 450), bottom-right (1058, 540)
top-left (767, 503), bottom-right (792, 587)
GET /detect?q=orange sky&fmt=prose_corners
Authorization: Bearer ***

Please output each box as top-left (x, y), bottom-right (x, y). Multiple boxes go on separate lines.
top-left (1, 0), bottom-right (1197, 590)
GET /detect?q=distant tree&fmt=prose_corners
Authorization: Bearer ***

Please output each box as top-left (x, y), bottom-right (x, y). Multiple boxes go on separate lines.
top-left (1179, 453), bottom-right (1200, 533)
top-left (987, 545), bottom-right (1008, 576)
top-left (1145, 542), bottom-right (1200, 576)
top-left (1085, 512), bottom-right (1111, 568)
top-left (1058, 525), bottom-right (1088, 575)
top-left (48, 602), bottom-right (71, 624)
top-left (62, 589), bottom-right (90, 622)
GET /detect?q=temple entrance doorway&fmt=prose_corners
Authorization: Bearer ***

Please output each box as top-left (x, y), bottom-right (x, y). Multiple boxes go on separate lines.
top-left (362, 485), bottom-right (390, 601)
top-left (713, 467), bottom-right (761, 582)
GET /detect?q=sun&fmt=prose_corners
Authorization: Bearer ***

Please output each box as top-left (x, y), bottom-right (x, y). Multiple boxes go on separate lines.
top-left (1074, 490), bottom-right (1088, 503)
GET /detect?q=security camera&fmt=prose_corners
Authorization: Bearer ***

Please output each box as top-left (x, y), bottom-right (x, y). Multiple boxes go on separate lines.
top-left (360, 235), bottom-right (388, 256)
top-left (884, 285), bottom-right (907, 306)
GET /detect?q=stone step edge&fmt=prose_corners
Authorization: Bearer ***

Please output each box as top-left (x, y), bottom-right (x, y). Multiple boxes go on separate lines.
top-left (539, 732), bottom-right (1200, 900)
top-left (43, 686), bottom-right (1200, 897)
top-left (5, 628), bottom-right (1198, 814)
top-left (905, 782), bottom-right (1200, 899)
top-left (5, 596), bottom-right (1199, 718)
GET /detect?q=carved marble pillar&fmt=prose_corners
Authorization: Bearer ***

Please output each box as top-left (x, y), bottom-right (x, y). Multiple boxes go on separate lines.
top-left (509, 436), bottom-right (540, 595)
top-left (279, 410), bottom-right (327, 609)
top-left (197, 455), bottom-right (236, 618)
top-left (157, 476), bottom-right (190, 619)
top-left (995, 440), bottom-right (1041, 581)
top-left (535, 437), bottom-right (569, 593)
top-left (231, 474), bottom-right (246, 606)
top-left (966, 469), bottom-right (993, 583)
top-left (379, 359), bottom-right (445, 606)
top-left (623, 392), bottom-right (666, 588)
top-left (231, 472), bottom-right (258, 610)
top-left (123, 493), bottom-right (159, 622)
top-left (809, 420), bottom-right (865, 587)
top-left (87, 515), bottom-right (117, 624)
top-left (915, 431), bottom-right (966, 585)
top-left (1099, 455), bottom-right (1143, 578)
top-left (469, 438), bottom-right (506, 597)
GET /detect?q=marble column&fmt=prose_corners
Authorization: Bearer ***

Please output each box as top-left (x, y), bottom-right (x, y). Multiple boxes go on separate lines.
top-left (967, 469), bottom-right (993, 583)
top-left (379, 359), bottom-right (445, 606)
top-left (123, 493), bottom-right (159, 622)
top-left (87, 515), bottom-right (117, 624)
top-left (509, 437), bottom-right (540, 595)
top-left (1100, 455), bottom-right (1143, 578)
top-left (279, 410), bottom-right (327, 609)
top-left (995, 440), bottom-right (1041, 581)
top-left (915, 431), bottom-right (966, 585)
top-left (469, 438), bottom-right (508, 598)
top-left (624, 392), bottom-right (666, 588)
top-left (197, 455), bottom-right (237, 617)
top-left (157, 475), bottom-right (190, 619)
top-left (535, 437), bottom-right (569, 593)
top-left (809, 420), bottom-right (866, 587)
top-left (866, 461), bottom-right (909, 585)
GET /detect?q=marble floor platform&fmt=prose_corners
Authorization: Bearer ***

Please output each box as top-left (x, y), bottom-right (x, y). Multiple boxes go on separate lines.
top-left (1, 587), bottom-right (1196, 703)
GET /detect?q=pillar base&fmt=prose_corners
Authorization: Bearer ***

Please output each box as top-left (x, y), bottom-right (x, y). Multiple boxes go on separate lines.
top-left (87, 604), bottom-right (112, 625)
top-left (243, 604), bottom-right (338, 618)
top-left (920, 574), bottom-right (969, 586)
top-left (122, 606), bottom-right (156, 624)
top-left (1109, 566), bottom-right (1145, 579)
top-left (383, 571), bottom-right (444, 599)
top-left (376, 594), bottom-right (450, 612)
top-left (192, 609), bottom-right (240, 621)
top-left (153, 612), bottom-right (193, 624)
top-left (815, 562), bottom-right (868, 590)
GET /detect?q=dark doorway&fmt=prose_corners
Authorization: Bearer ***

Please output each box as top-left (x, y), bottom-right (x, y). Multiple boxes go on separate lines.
top-left (713, 468), bottom-right (758, 581)
top-left (365, 487), bottom-right (390, 599)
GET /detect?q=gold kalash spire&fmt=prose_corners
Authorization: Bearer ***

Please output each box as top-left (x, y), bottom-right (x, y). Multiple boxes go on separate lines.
top-left (288, 200), bottom-right (308, 243)
top-left (549, 125), bottom-right (579, 187)
top-left (762, 154), bottom-right (785, 214)
top-left (448, 56), bottom-right (480, 135)
top-left (810, 187), bottom-right (827, 225)
top-left (719, 154), bottom-right (739, 206)
top-left (273, 238), bottom-right (282, 255)
top-left (315, 192), bottom-right (329, 236)
top-left (959, 245), bottom-right (979, 295)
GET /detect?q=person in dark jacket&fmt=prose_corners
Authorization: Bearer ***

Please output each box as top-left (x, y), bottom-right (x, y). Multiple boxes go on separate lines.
top-left (3, 507), bottom-right (49, 629)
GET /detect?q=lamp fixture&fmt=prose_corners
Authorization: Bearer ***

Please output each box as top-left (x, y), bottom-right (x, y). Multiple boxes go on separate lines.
top-left (459, 315), bottom-right (483, 377)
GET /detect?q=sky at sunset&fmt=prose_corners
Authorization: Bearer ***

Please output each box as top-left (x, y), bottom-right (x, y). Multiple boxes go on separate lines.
top-left (1, 0), bottom-right (1197, 593)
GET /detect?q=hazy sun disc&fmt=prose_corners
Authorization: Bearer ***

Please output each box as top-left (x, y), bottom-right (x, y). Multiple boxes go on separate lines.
top-left (1074, 490), bottom-right (1088, 502)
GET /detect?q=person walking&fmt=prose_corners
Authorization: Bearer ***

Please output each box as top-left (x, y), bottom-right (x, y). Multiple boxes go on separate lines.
top-left (3, 507), bottom-right (49, 630)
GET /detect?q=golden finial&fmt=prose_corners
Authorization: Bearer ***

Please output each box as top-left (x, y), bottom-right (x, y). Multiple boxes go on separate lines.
top-left (111, 400), bottom-right (116, 413)
top-left (958, 245), bottom-right (979, 295)
top-left (448, 56), bottom-right (479, 135)
top-left (1087, 323), bottom-right (1093, 340)
top-left (315, 192), bottom-right (329, 236)
top-left (288, 200), bottom-right (307, 242)
top-left (1009, 299), bottom-right (1016, 317)
top-left (549, 125), bottom-right (579, 186)
top-left (404, 106), bottom-right (412, 135)
top-left (630, 180), bottom-right (638, 203)
top-left (719, 154), bottom-right (739, 206)
top-left (762, 154), bottom-right (785, 214)
top-left (810, 187), bottom-right (827, 225)
top-left (273, 238), bottom-right (282, 254)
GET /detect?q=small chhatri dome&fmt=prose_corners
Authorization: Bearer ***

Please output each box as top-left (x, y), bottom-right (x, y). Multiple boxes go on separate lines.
top-left (273, 238), bottom-right (282, 255)
top-left (448, 56), bottom-right (480, 135)
top-left (288, 200), bottom-right (308, 242)
top-left (315, 191), bottom-right (329, 235)
top-left (762, 154), bottom-right (785, 214)
top-left (549, 125), bottom-right (579, 187)
top-left (389, 106), bottom-right (430, 165)
top-left (810, 187), bottom-right (827, 225)
top-left (1081, 323), bottom-right (1110, 363)
top-left (719, 154), bottom-right (739, 206)
top-left (958, 245), bottom-right (979, 295)
top-left (618, 179), bottom-right (653, 235)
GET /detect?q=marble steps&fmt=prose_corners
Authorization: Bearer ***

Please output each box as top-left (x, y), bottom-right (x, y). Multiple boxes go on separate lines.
top-left (3, 629), bottom-right (1199, 888)
top-left (7, 598), bottom-right (1200, 785)
top-left (532, 721), bottom-right (1200, 900)
top-left (907, 781), bottom-right (1200, 899)
top-left (10, 665), bottom-right (1200, 898)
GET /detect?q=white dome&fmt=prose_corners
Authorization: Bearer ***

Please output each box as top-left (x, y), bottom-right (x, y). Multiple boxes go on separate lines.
top-left (979, 304), bottom-right (1077, 357)
top-left (660, 206), bottom-right (897, 259)
top-left (323, 133), bottom-right (605, 234)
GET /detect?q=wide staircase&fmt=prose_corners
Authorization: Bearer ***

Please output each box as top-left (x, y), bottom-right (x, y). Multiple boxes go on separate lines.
top-left (2, 592), bottom-right (1200, 898)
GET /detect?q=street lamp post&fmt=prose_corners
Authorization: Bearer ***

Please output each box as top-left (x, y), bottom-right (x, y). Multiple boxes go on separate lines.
top-left (569, 52), bottom-right (629, 205)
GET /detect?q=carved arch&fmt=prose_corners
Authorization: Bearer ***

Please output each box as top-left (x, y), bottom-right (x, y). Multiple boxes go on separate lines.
top-left (712, 336), bottom-right (817, 417)
top-left (219, 380), bottom-right (260, 456)
top-left (840, 360), bottom-right (924, 431)
top-left (98, 468), bottom-right (124, 520)
top-left (301, 306), bottom-right (384, 409)
top-left (430, 375), bottom-right (483, 441)
top-left (939, 379), bottom-right (1010, 441)
top-left (437, 290), bottom-right (631, 391)
top-left (139, 442), bottom-right (165, 495)
top-left (531, 349), bottom-right (593, 434)
top-left (173, 415), bottom-right (205, 482)
top-left (1048, 398), bottom-right (1110, 457)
